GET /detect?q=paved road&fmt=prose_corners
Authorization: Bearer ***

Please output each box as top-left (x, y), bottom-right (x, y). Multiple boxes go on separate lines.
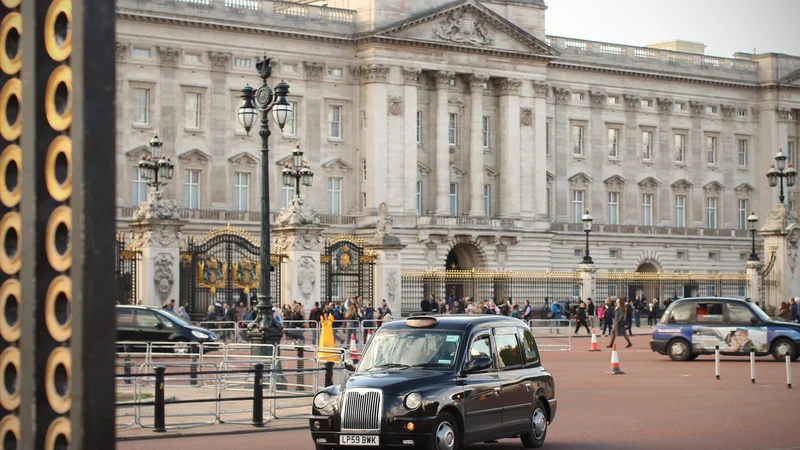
top-left (118, 335), bottom-right (800, 449)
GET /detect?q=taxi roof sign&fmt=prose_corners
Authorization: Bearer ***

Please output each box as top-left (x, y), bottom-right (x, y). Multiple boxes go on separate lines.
top-left (406, 316), bottom-right (439, 328)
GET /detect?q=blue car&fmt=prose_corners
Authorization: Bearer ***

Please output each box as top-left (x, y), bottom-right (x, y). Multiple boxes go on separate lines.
top-left (650, 297), bottom-right (800, 362)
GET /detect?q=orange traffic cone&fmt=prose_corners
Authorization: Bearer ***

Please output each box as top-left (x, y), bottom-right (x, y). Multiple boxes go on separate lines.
top-left (589, 329), bottom-right (600, 352)
top-left (608, 344), bottom-right (624, 375)
top-left (348, 333), bottom-right (358, 360)
top-left (365, 330), bottom-right (373, 345)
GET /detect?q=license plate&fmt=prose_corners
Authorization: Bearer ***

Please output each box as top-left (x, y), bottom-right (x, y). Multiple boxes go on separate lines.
top-left (339, 435), bottom-right (379, 446)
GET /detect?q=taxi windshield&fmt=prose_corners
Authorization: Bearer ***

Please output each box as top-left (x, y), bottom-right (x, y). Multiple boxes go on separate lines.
top-left (357, 329), bottom-right (462, 372)
top-left (748, 303), bottom-right (771, 322)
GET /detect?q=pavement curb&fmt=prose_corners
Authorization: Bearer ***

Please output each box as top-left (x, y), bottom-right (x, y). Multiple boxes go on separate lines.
top-left (116, 424), bottom-right (308, 442)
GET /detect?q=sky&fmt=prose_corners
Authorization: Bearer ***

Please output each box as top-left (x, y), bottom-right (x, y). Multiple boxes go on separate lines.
top-left (545, 0), bottom-right (800, 58)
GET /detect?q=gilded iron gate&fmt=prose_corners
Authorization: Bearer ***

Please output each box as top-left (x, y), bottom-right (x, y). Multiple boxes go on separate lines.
top-left (181, 226), bottom-right (282, 319)
top-left (115, 233), bottom-right (141, 304)
top-left (320, 235), bottom-right (375, 307)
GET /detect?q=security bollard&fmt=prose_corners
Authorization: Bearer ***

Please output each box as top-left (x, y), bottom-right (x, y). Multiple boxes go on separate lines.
top-left (124, 354), bottom-right (132, 385)
top-left (296, 346), bottom-right (305, 392)
top-left (750, 349), bottom-right (756, 384)
top-left (714, 346), bottom-right (720, 380)
top-left (190, 355), bottom-right (198, 386)
top-left (324, 362), bottom-right (334, 387)
top-left (252, 363), bottom-right (264, 427)
top-left (787, 354), bottom-right (792, 389)
top-left (153, 366), bottom-right (166, 433)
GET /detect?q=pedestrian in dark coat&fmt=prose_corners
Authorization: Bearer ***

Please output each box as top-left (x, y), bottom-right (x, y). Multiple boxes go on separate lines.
top-left (574, 303), bottom-right (591, 334)
top-left (607, 298), bottom-right (633, 348)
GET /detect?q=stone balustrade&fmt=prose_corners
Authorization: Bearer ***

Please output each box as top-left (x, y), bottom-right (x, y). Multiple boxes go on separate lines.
top-left (550, 222), bottom-right (750, 238)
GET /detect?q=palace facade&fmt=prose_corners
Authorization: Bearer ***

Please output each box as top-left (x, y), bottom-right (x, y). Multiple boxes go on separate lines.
top-left (114, 0), bottom-right (800, 274)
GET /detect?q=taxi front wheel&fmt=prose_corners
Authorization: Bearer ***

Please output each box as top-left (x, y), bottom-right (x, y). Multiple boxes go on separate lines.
top-left (429, 412), bottom-right (459, 450)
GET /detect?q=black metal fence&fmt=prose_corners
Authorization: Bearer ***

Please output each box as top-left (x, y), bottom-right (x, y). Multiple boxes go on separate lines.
top-left (320, 235), bottom-right (375, 307)
top-left (401, 270), bottom-right (582, 316)
top-left (595, 272), bottom-right (748, 302)
top-left (115, 233), bottom-right (141, 304)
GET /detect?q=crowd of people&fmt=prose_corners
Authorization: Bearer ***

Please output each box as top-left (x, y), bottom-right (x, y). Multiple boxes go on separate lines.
top-left (777, 297), bottom-right (800, 323)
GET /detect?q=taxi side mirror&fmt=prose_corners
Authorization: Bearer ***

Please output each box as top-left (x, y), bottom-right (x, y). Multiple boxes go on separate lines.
top-left (462, 357), bottom-right (492, 375)
top-left (750, 317), bottom-right (759, 325)
top-left (344, 358), bottom-right (358, 372)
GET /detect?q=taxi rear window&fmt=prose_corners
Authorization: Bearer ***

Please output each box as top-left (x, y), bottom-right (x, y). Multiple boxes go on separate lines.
top-left (695, 302), bottom-right (724, 324)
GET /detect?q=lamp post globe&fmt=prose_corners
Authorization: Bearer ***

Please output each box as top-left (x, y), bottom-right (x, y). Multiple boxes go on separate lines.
top-left (747, 212), bottom-right (759, 262)
top-left (581, 210), bottom-right (594, 264)
top-left (237, 84), bottom-right (258, 134)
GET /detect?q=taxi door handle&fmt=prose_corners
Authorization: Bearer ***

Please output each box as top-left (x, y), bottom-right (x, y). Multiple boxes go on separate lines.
top-left (493, 387), bottom-right (501, 395)
top-left (525, 383), bottom-right (531, 392)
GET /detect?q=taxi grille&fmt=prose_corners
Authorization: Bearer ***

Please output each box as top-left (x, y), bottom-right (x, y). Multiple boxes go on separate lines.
top-left (340, 388), bottom-right (382, 431)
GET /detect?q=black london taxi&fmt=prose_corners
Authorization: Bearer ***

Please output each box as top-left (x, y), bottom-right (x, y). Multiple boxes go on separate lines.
top-left (650, 297), bottom-right (800, 362)
top-left (309, 315), bottom-right (557, 450)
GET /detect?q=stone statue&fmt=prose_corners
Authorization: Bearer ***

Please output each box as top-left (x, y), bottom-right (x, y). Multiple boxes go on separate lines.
top-left (376, 202), bottom-right (393, 237)
top-left (433, 10), bottom-right (492, 46)
top-left (133, 188), bottom-right (179, 221)
top-left (275, 195), bottom-right (319, 227)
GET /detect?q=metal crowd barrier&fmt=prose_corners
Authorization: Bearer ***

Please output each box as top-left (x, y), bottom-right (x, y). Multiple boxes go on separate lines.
top-left (528, 319), bottom-right (575, 351)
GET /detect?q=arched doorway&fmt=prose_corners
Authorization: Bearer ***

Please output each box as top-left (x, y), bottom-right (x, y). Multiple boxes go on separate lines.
top-left (445, 243), bottom-right (481, 271)
top-left (636, 262), bottom-right (658, 273)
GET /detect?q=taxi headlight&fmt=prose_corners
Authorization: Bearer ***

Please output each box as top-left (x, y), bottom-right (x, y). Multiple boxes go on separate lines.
top-left (313, 392), bottom-right (335, 411)
top-left (404, 392), bottom-right (422, 410)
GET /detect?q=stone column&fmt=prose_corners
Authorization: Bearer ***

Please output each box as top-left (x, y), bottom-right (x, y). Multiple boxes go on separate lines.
top-left (403, 68), bottom-right (421, 215)
top-left (433, 71), bottom-right (453, 215)
top-left (745, 260), bottom-right (763, 306)
top-left (498, 78), bottom-right (522, 218)
top-left (468, 74), bottom-right (489, 216)
top-left (360, 64), bottom-right (391, 213)
top-left (208, 52), bottom-right (231, 207)
top-left (578, 263), bottom-right (597, 302)
top-left (533, 82), bottom-right (549, 222)
top-left (130, 190), bottom-right (185, 307)
top-left (553, 87), bottom-right (571, 222)
top-left (156, 46), bottom-right (179, 201)
top-left (367, 203), bottom-right (407, 317)
top-left (272, 225), bottom-right (325, 312)
top-left (758, 203), bottom-right (799, 314)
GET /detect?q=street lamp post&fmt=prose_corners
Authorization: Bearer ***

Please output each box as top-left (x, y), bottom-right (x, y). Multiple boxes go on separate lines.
top-left (747, 212), bottom-right (759, 262)
top-left (282, 143), bottom-right (314, 197)
top-left (581, 210), bottom-right (594, 264)
top-left (766, 149), bottom-right (797, 204)
top-left (137, 133), bottom-right (175, 194)
top-left (236, 56), bottom-right (293, 355)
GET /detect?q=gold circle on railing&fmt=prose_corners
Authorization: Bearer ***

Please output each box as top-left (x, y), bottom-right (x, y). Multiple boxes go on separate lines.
top-left (44, 416), bottom-right (71, 449)
top-left (0, 278), bottom-right (21, 343)
top-left (45, 136), bottom-right (71, 202)
top-left (45, 205), bottom-right (71, 272)
top-left (44, 0), bottom-right (71, 62)
top-left (45, 276), bottom-right (71, 342)
top-left (45, 347), bottom-right (71, 415)
top-left (45, 65), bottom-right (72, 132)
top-left (0, 211), bottom-right (21, 275)
top-left (1, 0), bottom-right (21, 8)
top-left (0, 346), bottom-right (21, 411)
top-left (0, 13), bottom-right (22, 76)
top-left (0, 415), bottom-right (20, 447)
top-left (0, 78), bottom-right (22, 141)
top-left (0, 144), bottom-right (21, 208)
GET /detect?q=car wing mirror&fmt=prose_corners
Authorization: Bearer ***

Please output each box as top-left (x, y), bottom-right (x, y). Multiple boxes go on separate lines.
top-left (668, 317), bottom-right (676, 324)
top-left (750, 317), bottom-right (759, 324)
top-left (155, 322), bottom-right (164, 329)
top-left (461, 357), bottom-right (492, 375)
top-left (344, 358), bottom-right (358, 372)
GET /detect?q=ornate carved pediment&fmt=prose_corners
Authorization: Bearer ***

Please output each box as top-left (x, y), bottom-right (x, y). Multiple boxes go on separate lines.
top-left (553, 87), bottom-right (571, 104)
top-left (275, 153), bottom-right (308, 167)
top-left (734, 182), bottom-right (755, 196)
top-left (228, 152), bottom-right (259, 167)
top-left (448, 96), bottom-right (465, 107)
top-left (450, 164), bottom-right (466, 178)
top-left (484, 165), bottom-right (498, 180)
top-left (588, 90), bottom-right (606, 106)
top-left (623, 94), bottom-right (641, 109)
top-left (603, 175), bottom-right (627, 189)
top-left (638, 177), bottom-right (661, 191)
top-left (703, 180), bottom-right (725, 193)
top-left (125, 145), bottom-right (151, 162)
top-left (417, 162), bottom-right (432, 175)
top-left (689, 100), bottom-right (706, 115)
top-left (321, 157), bottom-right (352, 173)
top-left (178, 148), bottom-right (211, 165)
top-left (670, 179), bottom-right (693, 193)
top-left (369, 1), bottom-right (556, 57)
top-left (304, 61), bottom-right (325, 78)
top-left (208, 52), bottom-right (231, 70)
top-left (546, 171), bottom-right (555, 184)
top-left (568, 172), bottom-right (592, 186)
